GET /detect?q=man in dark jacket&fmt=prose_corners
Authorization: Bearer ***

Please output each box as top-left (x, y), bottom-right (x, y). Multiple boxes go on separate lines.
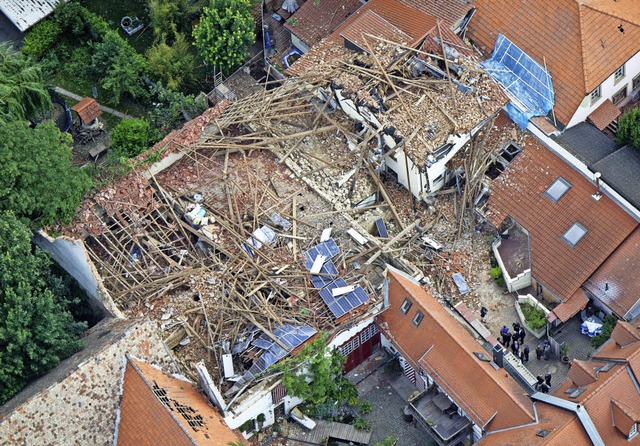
top-left (523, 345), bottom-right (530, 362)
top-left (535, 344), bottom-right (543, 360)
top-left (503, 331), bottom-right (512, 348)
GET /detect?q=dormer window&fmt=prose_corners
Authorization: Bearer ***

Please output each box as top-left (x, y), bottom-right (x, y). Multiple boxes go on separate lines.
top-left (400, 298), bottom-right (412, 314)
top-left (629, 423), bottom-right (638, 439)
top-left (413, 311), bottom-right (424, 327)
top-left (563, 223), bottom-right (587, 247)
top-left (545, 177), bottom-right (571, 203)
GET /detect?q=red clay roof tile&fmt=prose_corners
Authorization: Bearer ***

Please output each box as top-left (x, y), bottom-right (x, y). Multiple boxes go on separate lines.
top-left (588, 99), bottom-right (621, 131)
top-left (340, 10), bottom-right (411, 50)
top-left (284, 0), bottom-right (362, 47)
top-left (71, 97), bottom-right (102, 124)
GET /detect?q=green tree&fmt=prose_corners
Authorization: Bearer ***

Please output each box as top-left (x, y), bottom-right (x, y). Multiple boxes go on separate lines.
top-left (0, 43), bottom-right (52, 125)
top-left (111, 118), bottom-right (161, 158)
top-left (617, 107), bottom-right (640, 149)
top-left (91, 32), bottom-right (148, 105)
top-left (0, 121), bottom-right (92, 225)
top-left (271, 334), bottom-right (356, 408)
top-left (192, 0), bottom-right (255, 72)
top-left (22, 21), bottom-right (63, 59)
top-left (0, 212), bottom-right (86, 404)
top-left (148, 0), bottom-right (196, 43)
top-left (147, 33), bottom-right (196, 90)
top-left (148, 82), bottom-right (209, 131)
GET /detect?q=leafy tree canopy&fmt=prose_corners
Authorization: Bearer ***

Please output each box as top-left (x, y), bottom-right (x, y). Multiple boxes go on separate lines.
top-left (148, 82), bottom-right (209, 132)
top-left (0, 121), bottom-right (92, 226)
top-left (270, 334), bottom-right (356, 408)
top-left (91, 32), bottom-right (148, 105)
top-left (0, 43), bottom-right (52, 126)
top-left (147, 33), bottom-right (196, 91)
top-left (192, 0), bottom-right (256, 72)
top-left (0, 212), bottom-right (86, 404)
top-left (111, 118), bottom-right (161, 159)
top-left (617, 107), bottom-right (640, 149)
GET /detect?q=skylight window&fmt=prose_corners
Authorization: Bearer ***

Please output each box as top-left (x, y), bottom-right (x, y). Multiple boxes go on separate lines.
top-left (563, 223), bottom-right (587, 247)
top-left (400, 298), bottom-right (412, 315)
top-left (545, 177), bottom-right (571, 203)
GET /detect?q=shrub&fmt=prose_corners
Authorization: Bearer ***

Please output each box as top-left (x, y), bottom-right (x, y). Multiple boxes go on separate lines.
top-left (146, 33), bottom-right (196, 90)
top-left (110, 118), bottom-right (160, 158)
top-left (591, 314), bottom-right (618, 349)
top-left (22, 21), bottom-right (62, 59)
top-left (617, 108), bottom-right (640, 149)
top-left (520, 303), bottom-right (546, 331)
top-left (62, 46), bottom-right (92, 79)
top-left (353, 418), bottom-right (372, 431)
top-left (53, 1), bottom-right (87, 36)
top-left (359, 401), bottom-right (373, 414)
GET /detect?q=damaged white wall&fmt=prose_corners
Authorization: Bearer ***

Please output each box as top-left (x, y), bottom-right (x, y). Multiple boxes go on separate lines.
top-left (33, 231), bottom-right (123, 318)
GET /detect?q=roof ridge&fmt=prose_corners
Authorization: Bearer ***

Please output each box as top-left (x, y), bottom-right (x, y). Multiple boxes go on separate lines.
top-left (611, 398), bottom-right (640, 421)
top-left (577, 3), bottom-right (591, 95)
top-left (390, 269), bottom-right (535, 423)
top-left (127, 357), bottom-right (198, 445)
top-left (582, 359), bottom-right (629, 405)
top-left (581, 2), bottom-right (640, 27)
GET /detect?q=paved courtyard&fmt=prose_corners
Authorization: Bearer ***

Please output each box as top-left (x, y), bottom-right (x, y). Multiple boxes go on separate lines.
top-left (347, 354), bottom-right (436, 446)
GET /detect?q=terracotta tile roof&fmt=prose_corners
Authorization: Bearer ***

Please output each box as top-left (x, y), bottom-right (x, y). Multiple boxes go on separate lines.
top-left (530, 116), bottom-right (559, 136)
top-left (378, 267), bottom-right (535, 431)
top-left (477, 404), bottom-right (589, 445)
top-left (611, 321), bottom-right (640, 348)
top-left (611, 399), bottom-right (640, 435)
top-left (71, 97), bottom-right (102, 124)
top-left (396, 0), bottom-right (472, 30)
top-left (117, 358), bottom-right (244, 446)
top-left (467, 0), bottom-right (640, 126)
top-left (284, 0), bottom-right (362, 47)
top-left (486, 133), bottom-right (638, 301)
top-left (340, 10), bottom-right (411, 51)
top-left (587, 99), bottom-right (621, 131)
top-left (584, 228), bottom-right (640, 318)
top-left (550, 288), bottom-right (589, 322)
top-left (0, 318), bottom-right (175, 446)
top-left (567, 359), bottom-right (598, 387)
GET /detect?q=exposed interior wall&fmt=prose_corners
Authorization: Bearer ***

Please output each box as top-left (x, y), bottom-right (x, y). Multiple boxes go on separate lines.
top-left (383, 149), bottom-right (426, 200)
top-left (33, 231), bottom-right (123, 318)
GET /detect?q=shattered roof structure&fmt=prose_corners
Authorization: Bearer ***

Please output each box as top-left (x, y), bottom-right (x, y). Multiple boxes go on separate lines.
top-left (486, 130), bottom-right (638, 302)
top-left (117, 357), bottom-right (245, 445)
top-left (0, 0), bottom-right (61, 31)
top-left (0, 318), bottom-right (175, 445)
top-left (467, 0), bottom-right (640, 126)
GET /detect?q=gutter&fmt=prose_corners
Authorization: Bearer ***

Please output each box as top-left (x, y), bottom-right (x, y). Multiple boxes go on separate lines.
top-left (530, 392), bottom-right (604, 446)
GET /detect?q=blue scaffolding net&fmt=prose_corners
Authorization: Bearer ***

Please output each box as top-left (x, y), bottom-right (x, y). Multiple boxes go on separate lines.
top-left (481, 34), bottom-right (554, 129)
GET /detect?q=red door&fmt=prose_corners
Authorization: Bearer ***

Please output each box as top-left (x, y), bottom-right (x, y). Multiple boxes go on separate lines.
top-left (340, 323), bottom-right (381, 373)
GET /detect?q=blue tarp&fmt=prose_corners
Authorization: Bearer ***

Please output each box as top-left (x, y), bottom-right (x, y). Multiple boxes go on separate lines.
top-left (481, 34), bottom-right (554, 129)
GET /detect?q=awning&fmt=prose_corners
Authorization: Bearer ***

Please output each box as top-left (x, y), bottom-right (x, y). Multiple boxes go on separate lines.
top-left (588, 99), bottom-right (621, 131)
top-left (550, 288), bottom-right (590, 323)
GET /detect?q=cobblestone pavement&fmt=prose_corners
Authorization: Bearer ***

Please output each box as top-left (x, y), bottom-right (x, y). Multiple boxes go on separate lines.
top-left (348, 355), bottom-right (435, 446)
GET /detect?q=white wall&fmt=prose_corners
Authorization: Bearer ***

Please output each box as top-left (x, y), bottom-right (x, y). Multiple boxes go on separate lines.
top-left (33, 231), bottom-right (122, 318)
top-left (492, 239), bottom-right (532, 293)
top-left (329, 316), bottom-right (376, 348)
top-left (291, 34), bottom-right (311, 54)
top-left (567, 50), bottom-right (640, 128)
top-left (383, 149), bottom-right (427, 201)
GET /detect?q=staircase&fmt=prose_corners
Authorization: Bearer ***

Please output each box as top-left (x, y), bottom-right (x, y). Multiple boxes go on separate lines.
top-left (606, 118), bottom-right (618, 136)
top-left (503, 351), bottom-right (538, 393)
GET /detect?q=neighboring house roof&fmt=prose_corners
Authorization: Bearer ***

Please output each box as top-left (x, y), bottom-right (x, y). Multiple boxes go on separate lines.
top-left (0, 0), bottom-right (61, 31)
top-left (550, 288), bottom-right (589, 323)
top-left (117, 357), bottom-right (244, 446)
top-left (594, 321), bottom-right (640, 361)
top-left (592, 145), bottom-right (640, 212)
top-left (467, 0), bottom-right (640, 126)
top-left (283, 0), bottom-right (362, 47)
top-left (584, 228), bottom-right (640, 318)
top-left (587, 99), bottom-right (621, 131)
top-left (71, 97), bottom-right (103, 124)
top-left (340, 10), bottom-right (411, 51)
top-left (378, 267), bottom-right (535, 431)
top-left (552, 122), bottom-right (619, 167)
top-left (554, 347), bottom-right (640, 445)
top-left (0, 318), bottom-right (176, 446)
top-left (486, 133), bottom-right (638, 301)
top-left (397, 0), bottom-right (472, 30)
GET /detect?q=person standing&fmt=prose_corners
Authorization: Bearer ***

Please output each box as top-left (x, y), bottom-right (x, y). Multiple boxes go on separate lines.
top-left (519, 328), bottom-right (526, 344)
top-left (503, 331), bottom-right (512, 348)
top-left (535, 344), bottom-right (543, 360)
top-left (481, 307), bottom-right (488, 322)
top-left (540, 383), bottom-right (550, 394)
top-left (513, 322), bottom-right (521, 333)
top-left (512, 340), bottom-right (520, 356)
top-left (536, 375), bottom-right (544, 391)
top-left (500, 325), bottom-right (509, 338)
top-left (545, 373), bottom-right (552, 388)
top-left (523, 345), bottom-right (530, 362)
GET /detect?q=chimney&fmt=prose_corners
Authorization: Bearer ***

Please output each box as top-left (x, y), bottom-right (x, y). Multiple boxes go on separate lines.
top-left (592, 172), bottom-right (602, 201)
top-left (493, 343), bottom-right (504, 368)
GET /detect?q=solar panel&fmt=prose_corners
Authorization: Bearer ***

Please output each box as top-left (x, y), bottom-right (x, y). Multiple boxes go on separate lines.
top-left (320, 280), bottom-right (369, 318)
top-left (310, 260), bottom-right (338, 288)
top-left (375, 218), bottom-right (389, 238)
top-left (304, 238), bottom-right (340, 269)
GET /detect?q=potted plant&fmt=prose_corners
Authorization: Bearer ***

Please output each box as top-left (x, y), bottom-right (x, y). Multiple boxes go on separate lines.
top-left (560, 343), bottom-right (570, 364)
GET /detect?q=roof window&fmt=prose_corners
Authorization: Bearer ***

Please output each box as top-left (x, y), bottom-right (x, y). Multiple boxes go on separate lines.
top-left (400, 298), bottom-right (412, 315)
top-left (545, 177), bottom-right (571, 203)
top-left (563, 223), bottom-right (587, 247)
top-left (413, 311), bottom-right (424, 327)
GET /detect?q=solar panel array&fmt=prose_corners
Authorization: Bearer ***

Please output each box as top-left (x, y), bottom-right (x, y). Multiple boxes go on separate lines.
top-left (304, 238), bottom-right (370, 319)
top-left (375, 218), bottom-right (389, 238)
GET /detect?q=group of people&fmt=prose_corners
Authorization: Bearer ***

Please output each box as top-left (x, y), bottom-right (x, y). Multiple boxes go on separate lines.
top-left (535, 374), bottom-right (553, 393)
top-left (500, 323), bottom-right (529, 362)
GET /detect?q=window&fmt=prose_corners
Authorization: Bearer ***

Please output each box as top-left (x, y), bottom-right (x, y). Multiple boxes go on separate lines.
top-left (614, 64), bottom-right (625, 84)
top-left (629, 423), bottom-right (638, 439)
top-left (633, 73), bottom-right (640, 91)
top-left (590, 86), bottom-right (601, 105)
top-left (545, 177), bottom-right (571, 202)
top-left (400, 298), bottom-right (413, 314)
top-left (612, 85), bottom-right (627, 105)
top-left (563, 223), bottom-right (587, 247)
top-left (413, 311), bottom-right (424, 327)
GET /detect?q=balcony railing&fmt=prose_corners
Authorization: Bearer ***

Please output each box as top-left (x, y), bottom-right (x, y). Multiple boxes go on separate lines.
top-left (408, 390), bottom-right (472, 446)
